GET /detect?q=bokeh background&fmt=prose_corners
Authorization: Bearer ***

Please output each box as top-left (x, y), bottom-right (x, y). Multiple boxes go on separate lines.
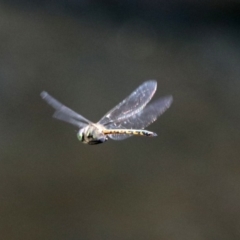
top-left (0, 1), bottom-right (240, 240)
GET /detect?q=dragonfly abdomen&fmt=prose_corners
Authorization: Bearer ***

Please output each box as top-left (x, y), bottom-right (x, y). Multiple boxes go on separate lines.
top-left (103, 129), bottom-right (157, 137)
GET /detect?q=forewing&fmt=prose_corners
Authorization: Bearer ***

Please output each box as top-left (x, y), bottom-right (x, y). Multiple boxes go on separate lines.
top-left (52, 112), bottom-right (87, 129)
top-left (108, 96), bottom-right (173, 140)
top-left (98, 80), bottom-right (157, 126)
top-left (41, 91), bottom-right (91, 128)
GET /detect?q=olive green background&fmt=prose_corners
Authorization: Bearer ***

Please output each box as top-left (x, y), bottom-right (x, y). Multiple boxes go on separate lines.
top-left (0, 1), bottom-right (240, 240)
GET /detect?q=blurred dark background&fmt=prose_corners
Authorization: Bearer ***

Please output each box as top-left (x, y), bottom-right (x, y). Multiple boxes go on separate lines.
top-left (0, 1), bottom-right (240, 240)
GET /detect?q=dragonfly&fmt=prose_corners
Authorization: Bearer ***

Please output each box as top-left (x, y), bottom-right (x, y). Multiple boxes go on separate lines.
top-left (40, 80), bottom-right (173, 145)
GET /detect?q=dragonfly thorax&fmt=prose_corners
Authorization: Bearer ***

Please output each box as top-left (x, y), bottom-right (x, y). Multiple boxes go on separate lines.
top-left (77, 124), bottom-right (108, 145)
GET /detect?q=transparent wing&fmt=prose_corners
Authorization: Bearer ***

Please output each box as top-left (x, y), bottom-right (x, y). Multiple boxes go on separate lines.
top-left (107, 134), bottom-right (130, 140)
top-left (98, 80), bottom-right (157, 126)
top-left (108, 95), bottom-right (173, 140)
top-left (41, 91), bottom-right (91, 129)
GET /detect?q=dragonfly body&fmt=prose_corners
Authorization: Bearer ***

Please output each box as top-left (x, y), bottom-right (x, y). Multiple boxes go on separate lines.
top-left (77, 124), bottom-right (156, 145)
top-left (41, 80), bottom-right (173, 145)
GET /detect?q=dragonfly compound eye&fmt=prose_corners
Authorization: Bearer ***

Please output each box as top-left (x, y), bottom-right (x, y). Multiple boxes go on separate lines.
top-left (77, 130), bottom-right (84, 142)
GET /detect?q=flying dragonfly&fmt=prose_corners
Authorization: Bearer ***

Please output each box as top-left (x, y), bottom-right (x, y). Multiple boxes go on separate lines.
top-left (40, 80), bottom-right (173, 145)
